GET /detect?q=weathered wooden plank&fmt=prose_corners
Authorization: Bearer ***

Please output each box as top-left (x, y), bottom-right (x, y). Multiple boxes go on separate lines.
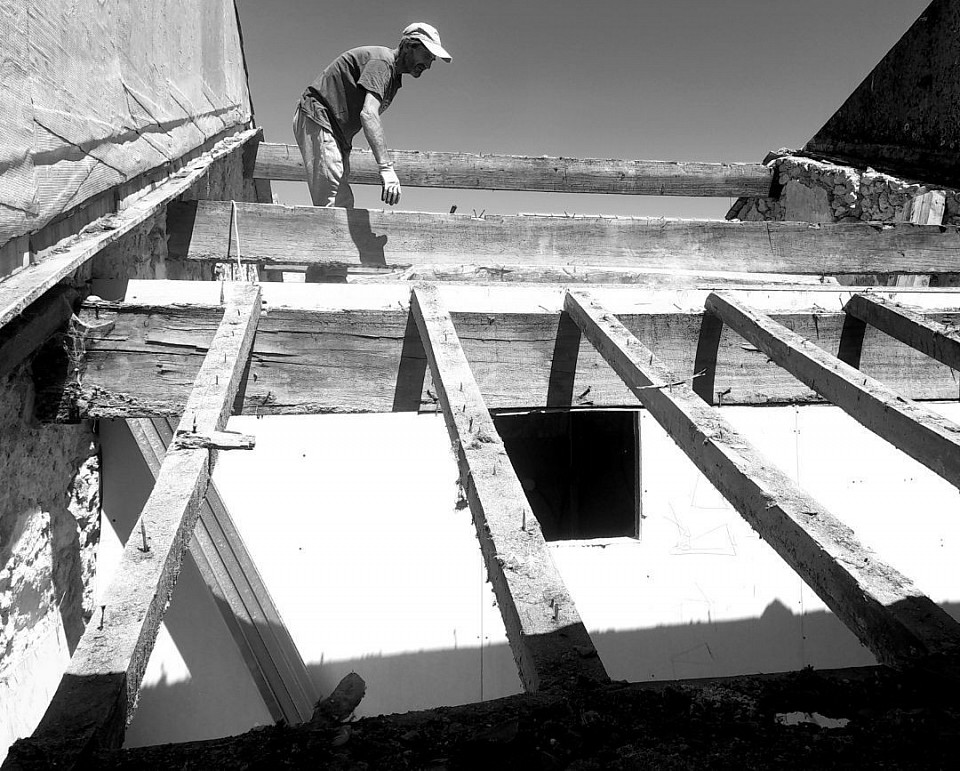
top-left (706, 291), bottom-right (960, 490)
top-left (564, 289), bottom-right (960, 671)
top-left (167, 200), bottom-right (960, 276)
top-left (0, 284), bottom-right (79, 379)
top-left (126, 418), bottom-right (316, 726)
top-left (253, 143), bottom-right (774, 197)
top-left (36, 300), bottom-right (960, 420)
top-left (845, 293), bottom-right (960, 371)
top-left (16, 284), bottom-right (261, 764)
top-left (411, 283), bottom-right (607, 691)
top-left (0, 130), bottom-right (259, 334)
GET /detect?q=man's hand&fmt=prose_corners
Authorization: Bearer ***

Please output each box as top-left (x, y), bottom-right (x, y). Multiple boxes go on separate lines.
top-left (379, 163), bottom-right (401, 206)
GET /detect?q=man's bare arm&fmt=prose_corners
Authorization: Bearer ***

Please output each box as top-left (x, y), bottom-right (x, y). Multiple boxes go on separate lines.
top-left (360, 91), bottom-right (401, 205)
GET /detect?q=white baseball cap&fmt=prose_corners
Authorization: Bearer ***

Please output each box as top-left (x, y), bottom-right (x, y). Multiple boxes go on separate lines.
top-left (402, 22), bottom-right (452, 62)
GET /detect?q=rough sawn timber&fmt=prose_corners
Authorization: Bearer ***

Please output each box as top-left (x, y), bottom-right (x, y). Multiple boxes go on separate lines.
top-left (37, 299), bottom-right (960, 420)
top-left (410, 284), bottom-right (608, 691)
top-left (126, 418), bottom-right (316, 725)
top-left (166, 200), bottom-right (960, 276)
top-left (0, 129), bottom-right (259, 333)
top-left (706, 291), bottom-right (960, 490)
top-left (252, 143), bottom-right (774, 197)
top-left (8, 284), bottom-right (261, 768)
top-left (563, 289), bottom-right (960, 671)
top-left (845, 292), bottom-right (960, 371)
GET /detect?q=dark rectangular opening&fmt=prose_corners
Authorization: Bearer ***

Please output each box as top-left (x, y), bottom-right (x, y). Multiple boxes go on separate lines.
top-left (493, 410), bottom-right (638, 541)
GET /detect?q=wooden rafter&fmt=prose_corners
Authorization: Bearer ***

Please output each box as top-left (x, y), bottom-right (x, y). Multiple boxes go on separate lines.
top-left (410, 283), bottom-right (608, 691)
top-left (252, 143), bottom-right (773, 197)
top-left (0, 129), bottom-right (259, 334)
top-left (0, 284), bottom-right (80, 379)
top-left (563, 288), bottom-right (960, 672)
top-left (11, 283), bottom-right (261, 766)
top-left (126, 418), bottom-right (316, 725)
top-left (844, 292), bottom-right (960, 370)
top-left (167, 200), bottom-right (960, 276)
top-left (706, 291), bottom-right (960, 490)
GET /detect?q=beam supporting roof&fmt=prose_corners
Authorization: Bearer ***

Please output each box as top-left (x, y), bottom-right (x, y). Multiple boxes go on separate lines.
top-left (0, 284), bottom-right (79, 379)
top-left (706, 291), bottom-right (960, 490)
top-left (10, 284), bottom-right (261, 767)
top-left (563, 288), bottom-right (960, 672)
top-left (166, 200), bottom-right (960, 276)
top-left (32, 289), bottom-right (960, 420)
top-left (252, 143), bottom-right (774, 197)
top-left (0, 129), bottom-right (259, 334)
top-left (844, 292), bottom-right (960, 371)
top-left (410, 283), bottom-right (608, 692)
top-left (127, 417), bottom-right (316, 726)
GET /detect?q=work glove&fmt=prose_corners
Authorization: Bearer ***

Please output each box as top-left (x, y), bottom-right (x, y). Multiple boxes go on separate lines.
top-left (379, 163), bottom-right (401, 206)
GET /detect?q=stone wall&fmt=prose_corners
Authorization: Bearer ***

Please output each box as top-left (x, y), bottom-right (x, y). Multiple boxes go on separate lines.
top-left (727, 151), bottom-right (960, 225)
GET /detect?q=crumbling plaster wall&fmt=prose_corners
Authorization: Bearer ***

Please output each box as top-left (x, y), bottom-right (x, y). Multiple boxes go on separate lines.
top-left (727, 152), bottom-right (960, 225)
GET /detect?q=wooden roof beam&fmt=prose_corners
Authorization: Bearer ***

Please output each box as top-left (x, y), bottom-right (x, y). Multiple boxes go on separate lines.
top-left (7, 284), bottom-right (261, 768)
top-left (563, 289), bottom-right (960, 673)
top-left (167, 200), bottom-right (960, 277)
top-left (127, 418), bottom-right (316, 725)
top-left (0, 130), bottom-right (259, 335)
top-left (706, 291), bottom-right (960, 490)
top-left (34, 298), bottom-right (960, 420)
top-left (252, 143), bottom-right (774, 197)
top-left (410, 283), bottom-right (608, 692)
top-left (844, 292), bottom-right (960, 370)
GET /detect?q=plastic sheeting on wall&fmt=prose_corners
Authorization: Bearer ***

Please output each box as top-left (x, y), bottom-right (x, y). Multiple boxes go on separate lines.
top-left (0, 0), bottom-right (252, 251)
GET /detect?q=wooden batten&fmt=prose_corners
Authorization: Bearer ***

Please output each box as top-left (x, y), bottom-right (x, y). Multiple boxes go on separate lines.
top-left (10, 284), bottom-right (262, 766)
top-left (126, 418), bottom-right (316, 726)
top-left (166, 200), bottom-right (960, 277)
top-left (706, 291), bottom-right (960, 490)
top-left (563, 288), bottom-right (960, 672)
top-left (252, 143), bottom-right (773, 197)
top-left (410, 283), bottom-right (608, 692)
top-left (844, 293), bottom-right (960, 371)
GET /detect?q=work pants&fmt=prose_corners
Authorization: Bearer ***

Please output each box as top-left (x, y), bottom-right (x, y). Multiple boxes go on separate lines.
top-left (292, 107), bottom-right (354, 208)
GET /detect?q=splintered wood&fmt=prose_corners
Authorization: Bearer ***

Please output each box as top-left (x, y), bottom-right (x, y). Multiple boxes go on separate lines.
top-left (411, 283), bottom-right (608, 692)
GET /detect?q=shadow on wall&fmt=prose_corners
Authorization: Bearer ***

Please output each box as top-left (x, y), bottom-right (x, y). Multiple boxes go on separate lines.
top-left (127, 596), bottom-right (960, 748)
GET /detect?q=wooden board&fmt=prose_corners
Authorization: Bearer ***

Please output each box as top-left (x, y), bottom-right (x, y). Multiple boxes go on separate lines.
top-left (253, 143), bottom-right (773, 197)
top-left (0, 130), bottom-right (259, 333)
top-left (21, 284), bottom-right (261, 761)
top-left (167, 201), bottom-right (960, 276)
top-left (411, 284), bottom-right (608, 692)
top-left (564, 289), bottom-right (960, 671)
top-left (707, 291), bottom-right (960, 490)
top-left (127, 418), bottom-right (316, 725)
top-left (36, 300), bottom-right (960, 420)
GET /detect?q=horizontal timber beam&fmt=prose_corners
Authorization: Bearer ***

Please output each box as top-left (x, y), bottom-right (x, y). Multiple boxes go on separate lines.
top-left (706, 291), bottom-right (960, 490)
top-left (0, 284), bottom-right (80, 379)
top-left (411, 284), bottom-right (607, 691)
top-left (844, 293), bottom-right (960, 371)
top-left (252, 143), bottom-right (774, 197)
top-left (35, 292), bottom-right (960, 420)
top-left (564, 289), bottom-right (960, 672)
top-left (0, 129), bottom-right (260, 334)
top-left (166, 200), bottom-right (960, 276)
top-left (11, 284), bottom-right (261, 767)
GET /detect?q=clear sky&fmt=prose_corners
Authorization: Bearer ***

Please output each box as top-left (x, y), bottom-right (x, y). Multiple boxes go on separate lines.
top-left (235, 0), bottom-right (930, 217)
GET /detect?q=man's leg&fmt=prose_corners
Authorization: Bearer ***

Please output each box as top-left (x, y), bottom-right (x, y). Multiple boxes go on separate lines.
top-left (292, 107), bottom-right (353, 207)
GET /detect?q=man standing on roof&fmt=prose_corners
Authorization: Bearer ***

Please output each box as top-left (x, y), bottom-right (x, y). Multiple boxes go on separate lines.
top-left (293, 23), bottom-right (451, 209)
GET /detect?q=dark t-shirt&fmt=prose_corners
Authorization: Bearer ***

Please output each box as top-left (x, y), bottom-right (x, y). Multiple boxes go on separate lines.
top-left (300, 46), bottom-right (402, 152)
